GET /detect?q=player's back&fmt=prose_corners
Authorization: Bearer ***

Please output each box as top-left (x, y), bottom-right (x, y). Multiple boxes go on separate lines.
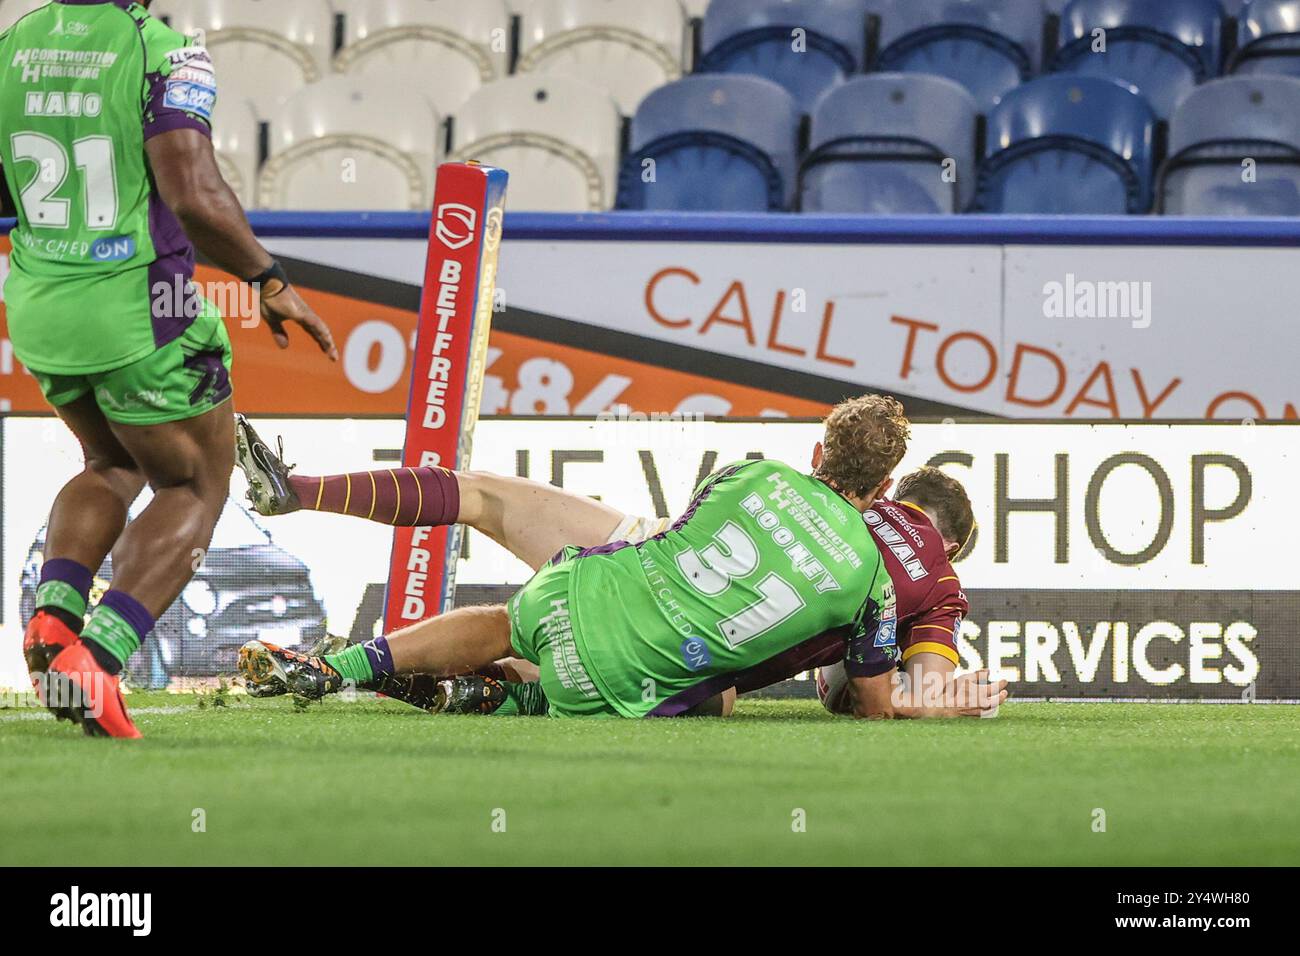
top-left (0, 1), bottom-right (214, 375)
top-left (729, 496), bottom-right (968, 695)
top-left (567, 459), bottom-right (895, 718)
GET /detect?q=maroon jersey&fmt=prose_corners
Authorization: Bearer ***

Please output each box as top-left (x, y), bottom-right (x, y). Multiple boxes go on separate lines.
top-left (731, 498), bottom-right (966, 694)
top-left (863, 500), bottom-right (966, 668)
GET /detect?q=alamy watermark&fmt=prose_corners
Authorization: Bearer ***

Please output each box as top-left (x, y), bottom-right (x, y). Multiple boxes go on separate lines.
top-left (151, 276), bottom-right (260, 326)
top-left (49, 886), bottom-right (150, 936)
top-left (1, 672), bottom-right (106, 718)
top-left (1043, 273), bottom-right (1152, 329)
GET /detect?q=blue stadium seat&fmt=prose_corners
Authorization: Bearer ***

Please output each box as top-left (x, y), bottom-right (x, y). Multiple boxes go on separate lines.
top-left (1159, 76), bottom-right (1300, 215)
top-left (1230, 0), bottom-right (1300, 77)
top-left (697, 0), bottom-right (871, 112)
top-left (1052, 0), bottom-right (1223, 119)
top-left (799, 74), bottom-right (978, 213)
top-left (617, 75), bottom-right (800, 211)
top-left (873, 0), bottom-right (1043, 112)
top-left (975, 75), bottom-right (1156, 213)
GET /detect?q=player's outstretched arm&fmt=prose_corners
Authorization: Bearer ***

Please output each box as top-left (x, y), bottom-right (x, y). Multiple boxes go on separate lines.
top-left (849, 665), bottom-right (1006, 719)
top-left (145, 128), bottom-right (337, 360)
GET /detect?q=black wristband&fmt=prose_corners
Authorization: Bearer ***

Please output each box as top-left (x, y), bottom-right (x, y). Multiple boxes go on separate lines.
top-left (246, 260), bottom-right (288, 290)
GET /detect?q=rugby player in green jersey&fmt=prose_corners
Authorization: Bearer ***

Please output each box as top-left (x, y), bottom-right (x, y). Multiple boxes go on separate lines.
top-left (2, 1), bottom-right (336, 737)
top-left (237, 396), bottom-right (1005, 719)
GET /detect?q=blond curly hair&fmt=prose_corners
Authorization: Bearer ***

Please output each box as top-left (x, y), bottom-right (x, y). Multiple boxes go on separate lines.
top-left (815, 394), bottom-right (910, 500)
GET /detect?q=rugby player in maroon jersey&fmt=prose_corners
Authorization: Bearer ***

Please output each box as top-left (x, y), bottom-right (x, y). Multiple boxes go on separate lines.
top-left (811, 467), bottom-right (975, 716)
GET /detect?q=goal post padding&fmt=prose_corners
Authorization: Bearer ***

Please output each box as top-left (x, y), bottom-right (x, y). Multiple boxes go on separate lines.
top-left (383, 162), bottom-right (508, 633)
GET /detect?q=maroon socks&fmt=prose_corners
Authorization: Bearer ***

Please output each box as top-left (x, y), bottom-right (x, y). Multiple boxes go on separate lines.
top-left (288, 467), bottom-right (460, 527)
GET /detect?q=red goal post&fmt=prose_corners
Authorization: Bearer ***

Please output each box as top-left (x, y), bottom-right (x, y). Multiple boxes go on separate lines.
top-left (383, 162), bottom-right (508, 634)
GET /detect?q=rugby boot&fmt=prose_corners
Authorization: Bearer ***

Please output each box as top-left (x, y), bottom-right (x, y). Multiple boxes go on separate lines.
top-left (238, 640), bottom-right (345, 700)
top-left (46, 641), bottom-right (142, 738)
top-left (235, 414), bottom-right (300, 516)
top-left (23, 609), bottom-right (80, 715)
top-left (430, 675), bottom-right (509, 715)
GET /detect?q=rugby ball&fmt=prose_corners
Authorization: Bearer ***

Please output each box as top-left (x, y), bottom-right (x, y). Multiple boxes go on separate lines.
top-left (815, 662), bottom-right (852, 716)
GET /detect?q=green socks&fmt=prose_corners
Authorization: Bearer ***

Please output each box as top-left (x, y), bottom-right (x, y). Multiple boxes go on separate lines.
top-left (35, 579), bottom-right (88, 623)
top-left (80, 591), bottom-right (155, 672)
top-left (324, 644), bottom-right (375, 684)
top-left (82, 606), bottom-right (138, 665)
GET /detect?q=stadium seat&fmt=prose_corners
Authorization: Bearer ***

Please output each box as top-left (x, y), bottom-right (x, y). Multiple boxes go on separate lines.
top-left (0, 0), bottom-right (49, 33)
top-left (516, 0), bottom-right (689, 114)
top-left (1230, 0), bottom-right (1300, 77)
top-left (210, 98), bottom-right (261, 208)
top-left (449, 75), bottom-right (622, 211)
top-left (164, 0), bottom-right (335, 121)
top-left (697, 0), bottom-right (872, 113)
top-left (1052, 0), bottom-right (1223, 120)
top-left (334, 0), bottom-right (511, 115)
top-left (1044, 0), bottom-right (1250, 26)
top-left (798, 74), bottom-right (978, 214)
top-left (1158, 75), bottom-right (1300, 215)
top-left (617, 75), bottom-right (800, 212)
top-left (257, 76), bottom-right (440, 210)
top-left (975, 75), bottom-right (1156, 213)
top-left (873, 0), bottom-right (1044, 113)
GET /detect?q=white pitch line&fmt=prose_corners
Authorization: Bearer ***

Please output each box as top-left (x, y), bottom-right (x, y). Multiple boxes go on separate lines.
top-left (0, 705), bottom-right (194, 722)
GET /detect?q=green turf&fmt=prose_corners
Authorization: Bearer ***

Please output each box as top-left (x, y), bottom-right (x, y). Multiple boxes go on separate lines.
top-left (1, 692), bottom-right (1296, 866)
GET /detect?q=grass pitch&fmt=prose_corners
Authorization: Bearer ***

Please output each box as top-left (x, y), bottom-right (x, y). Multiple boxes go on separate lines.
top-left (1, 693), bottom-right (1296, 866)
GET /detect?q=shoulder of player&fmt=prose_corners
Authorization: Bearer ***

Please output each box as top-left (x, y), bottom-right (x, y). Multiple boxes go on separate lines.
top-left (872, 498), bottom-right (945, 538)
top-left (864, 498), bottom-right (947, 556)
top-left (138, 12), bottom-right (208, 73)
top-left (717, 457), bottom-right (767, 477)
top-left (918, 557), bottom-right (967, 613)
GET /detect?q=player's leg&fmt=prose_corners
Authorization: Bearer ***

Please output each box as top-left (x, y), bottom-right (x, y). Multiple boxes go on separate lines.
top-left (239, 552), bottom-right (600, 716)
top-left (45, 305), bottom-right (236, 737)
top-left (99, 405), bottom-right (236, 616)
top-left (455, 471), bottom-right (629, 569)
top-left (44, 403), bottom-right (236, 737)
top-left (362, 659), bottom-right (543, 713)
top-left (238, 417), bottom-right (661, 711)
top-left (23, 389), bottom-right (147, 704)
top-left (236, 416), bottom-right (628, 569)
top-left (238, 604), bottom-right (513, 699)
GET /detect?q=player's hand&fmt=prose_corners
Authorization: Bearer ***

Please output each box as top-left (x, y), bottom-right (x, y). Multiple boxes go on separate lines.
top-left (951, 669), bottom-right (1008, 717)
top-left (260, 283), bottom-right (339, 361)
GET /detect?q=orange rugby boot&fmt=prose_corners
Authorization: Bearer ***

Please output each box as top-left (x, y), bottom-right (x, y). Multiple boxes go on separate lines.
top-left (23, 609), bottom-right (80, 716)
top-left (45, 641), bottom-right (142, 739)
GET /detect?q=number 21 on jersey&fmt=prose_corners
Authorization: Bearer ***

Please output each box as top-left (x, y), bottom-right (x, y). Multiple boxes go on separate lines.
top-left (10, 132), bottom-right (119, 230)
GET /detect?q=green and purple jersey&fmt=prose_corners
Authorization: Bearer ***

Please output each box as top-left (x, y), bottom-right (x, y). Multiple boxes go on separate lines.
top-left (0, 0), bottom-right (216, 375)
top-left (560, 459), bottom-right (898, 718)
